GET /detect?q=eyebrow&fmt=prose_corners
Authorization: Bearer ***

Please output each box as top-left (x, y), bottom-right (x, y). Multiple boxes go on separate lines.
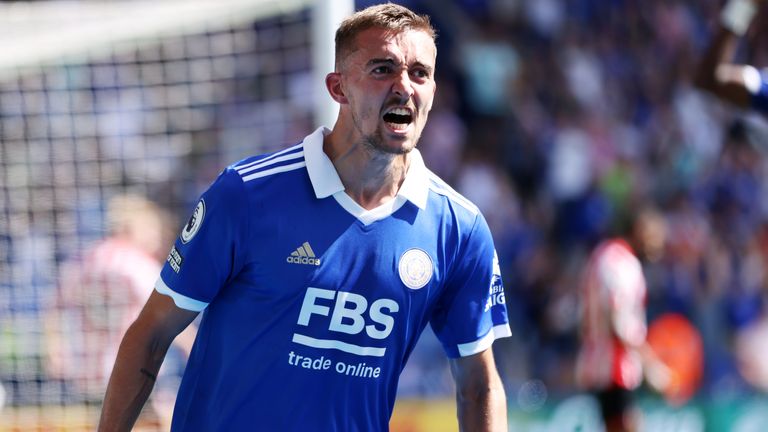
top-left (365, 58), bottom-right (434, 74)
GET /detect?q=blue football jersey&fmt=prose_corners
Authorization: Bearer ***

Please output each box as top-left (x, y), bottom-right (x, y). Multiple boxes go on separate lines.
top-left (750, 69), bottom-right (768, 114)
top-left (155, 127), bottom-right (512, 431)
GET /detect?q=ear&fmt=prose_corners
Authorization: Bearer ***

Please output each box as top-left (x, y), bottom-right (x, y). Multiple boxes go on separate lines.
top-left (325, 72), bottom-right (348, 104)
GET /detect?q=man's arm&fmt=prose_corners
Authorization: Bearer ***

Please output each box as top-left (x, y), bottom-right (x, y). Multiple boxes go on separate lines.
top-left (98, 290), bottom-right (199, 432)
top-left (449, 348), bottom-right (507, 432)
top-left (694, 0), bottom-right (762, 107)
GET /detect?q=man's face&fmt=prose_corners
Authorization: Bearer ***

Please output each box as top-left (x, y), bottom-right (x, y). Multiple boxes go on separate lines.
top-left (337, 27), bottom-right (436, 155)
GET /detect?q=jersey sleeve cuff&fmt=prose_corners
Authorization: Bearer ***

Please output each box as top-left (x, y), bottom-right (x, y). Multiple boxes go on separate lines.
top-left (155, 277), bottom-right (209, 312)
top-left (456, 324), bottom-right (512, 357)
top-left (743, 65), bottom-right (762, 95)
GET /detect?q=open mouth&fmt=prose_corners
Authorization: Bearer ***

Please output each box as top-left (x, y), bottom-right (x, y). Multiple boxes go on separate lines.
top-left (382, 107), bottom-right (413, 131)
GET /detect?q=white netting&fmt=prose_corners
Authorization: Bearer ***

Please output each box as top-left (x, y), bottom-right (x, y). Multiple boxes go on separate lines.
top-left (0, 0), bottom-right (316, 428)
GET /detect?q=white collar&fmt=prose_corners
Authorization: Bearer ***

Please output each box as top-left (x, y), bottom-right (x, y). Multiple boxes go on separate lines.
top-left (303, 126), bottom-right (430, 212)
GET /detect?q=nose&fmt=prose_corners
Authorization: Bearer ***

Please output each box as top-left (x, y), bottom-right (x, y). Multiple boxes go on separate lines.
top-left (391, 71), bottom-right (414, 100)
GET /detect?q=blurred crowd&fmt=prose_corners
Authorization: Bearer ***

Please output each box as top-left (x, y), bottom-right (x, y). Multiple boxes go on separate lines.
top-left (378, 0), bottom-right (768, 403)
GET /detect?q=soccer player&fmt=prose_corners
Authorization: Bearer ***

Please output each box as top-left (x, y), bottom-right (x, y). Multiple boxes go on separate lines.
top-left (575, 208), bottom-right (670, 432)
top-left (98, 4), bottom-right (511, 431)
top-left (695, 0), bottom-right (768, 114)
top-left (47, 194), bottom-right (195, 429)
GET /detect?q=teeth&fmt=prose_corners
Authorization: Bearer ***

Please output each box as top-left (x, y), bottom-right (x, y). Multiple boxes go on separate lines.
top-left (387, 108), bottom-right (411, 116)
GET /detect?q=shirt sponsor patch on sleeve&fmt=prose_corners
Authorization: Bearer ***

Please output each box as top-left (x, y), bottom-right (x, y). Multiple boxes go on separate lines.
top-left (168, 245), bottom-right (184, 273)
top-left (484, 251), bottom-right (505, 312)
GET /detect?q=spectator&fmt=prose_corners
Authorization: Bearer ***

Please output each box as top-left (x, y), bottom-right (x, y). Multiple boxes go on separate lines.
top-left (695, 0), bottom-right (768, 115)
top-left (45, 194), bottom-right (195, 428)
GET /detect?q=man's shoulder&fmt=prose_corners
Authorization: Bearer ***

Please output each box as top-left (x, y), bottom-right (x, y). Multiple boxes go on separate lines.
top-left (192, 143), bottom-right (308, 214)
top-left (219, 142), bottom-right (308, 187)
top-left (423, 170), bottom-right (481, 218)
top-left (592, 238), bottom-right (641, 274)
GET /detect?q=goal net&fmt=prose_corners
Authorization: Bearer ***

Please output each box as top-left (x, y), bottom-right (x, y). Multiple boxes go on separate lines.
top-left (0, 0), bottom-right (349, 428)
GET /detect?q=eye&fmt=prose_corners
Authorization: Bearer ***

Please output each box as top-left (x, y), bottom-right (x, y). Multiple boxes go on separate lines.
top-left (412, 69), bottom-right (430, 80)
top-left (372, 65), bottom-right (392, 75)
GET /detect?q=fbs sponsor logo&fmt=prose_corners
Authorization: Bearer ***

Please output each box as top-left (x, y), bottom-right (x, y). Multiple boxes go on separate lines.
top-left (287, 241), bottom-right (321, 266)
top-left (293, 287), bottom-right (399, 357)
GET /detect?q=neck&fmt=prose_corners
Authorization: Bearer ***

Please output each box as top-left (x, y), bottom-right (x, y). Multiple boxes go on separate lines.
top-left (324, 128), bottom-right (411, 210)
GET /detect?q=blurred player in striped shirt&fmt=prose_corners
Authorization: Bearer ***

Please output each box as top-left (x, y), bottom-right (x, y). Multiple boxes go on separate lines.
top-left (575, 207), bottom-right (671, 432)
top-left (46, 194), bottom-right (194, 428)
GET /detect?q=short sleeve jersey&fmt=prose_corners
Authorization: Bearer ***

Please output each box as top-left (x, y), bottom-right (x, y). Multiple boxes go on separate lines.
top-left (156, 127), bottom-right (512, 431)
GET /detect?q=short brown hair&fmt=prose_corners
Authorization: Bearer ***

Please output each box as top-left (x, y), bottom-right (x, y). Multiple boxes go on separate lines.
top-left (335, 3), bottom-right (436, 69)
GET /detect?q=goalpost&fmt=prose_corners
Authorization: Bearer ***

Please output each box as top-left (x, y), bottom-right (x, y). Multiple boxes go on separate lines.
top-left (0, 0), bottom-right (351, 428)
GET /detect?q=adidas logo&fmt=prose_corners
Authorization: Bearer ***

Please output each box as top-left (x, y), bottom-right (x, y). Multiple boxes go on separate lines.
top-left (286, 241), bottom-right (321, 266)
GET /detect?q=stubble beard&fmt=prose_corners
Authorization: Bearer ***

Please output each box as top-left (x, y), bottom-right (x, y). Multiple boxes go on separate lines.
top-left (354, 116), bottom-right (422, 158)
top-left (361, 131), bottom-right (413, 156)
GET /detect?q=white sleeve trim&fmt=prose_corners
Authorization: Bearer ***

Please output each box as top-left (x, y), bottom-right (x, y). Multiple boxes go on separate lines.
top-left (457, 324), bottom-right (512, 357)
top-left (743, 65), bottom-right (762, 95)
top-left (155, 277), bottom-right (209, 312)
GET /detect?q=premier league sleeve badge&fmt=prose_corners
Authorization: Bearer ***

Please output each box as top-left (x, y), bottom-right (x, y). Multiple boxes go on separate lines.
top-left (181, 199), bottom-right (205, 244)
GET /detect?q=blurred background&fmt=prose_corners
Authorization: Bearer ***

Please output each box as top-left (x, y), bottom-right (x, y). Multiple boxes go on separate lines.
top-left (3, 0), bottom-right (768, 430)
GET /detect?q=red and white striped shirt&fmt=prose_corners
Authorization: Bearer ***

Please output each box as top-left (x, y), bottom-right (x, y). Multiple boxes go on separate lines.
top-left (53, 237), bottom-right (160, 398)
top-left (576, 239), bottom-right (647, 390)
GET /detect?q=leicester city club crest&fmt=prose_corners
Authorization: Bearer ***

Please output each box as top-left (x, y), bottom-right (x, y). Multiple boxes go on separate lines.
top-left (398, 248), bottom-right (433, 290)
